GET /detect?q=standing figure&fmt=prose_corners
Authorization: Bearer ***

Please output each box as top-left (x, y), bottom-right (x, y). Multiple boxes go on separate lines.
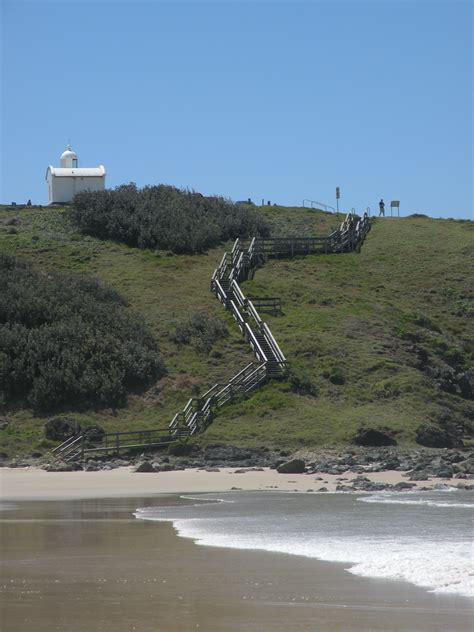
top-left (379, 199), bottom-right (385, 216)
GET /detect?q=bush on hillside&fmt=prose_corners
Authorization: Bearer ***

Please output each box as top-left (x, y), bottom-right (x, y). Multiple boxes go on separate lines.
top-left (287, 367), bottom-right (318, 397)
top-left (170, 311), bottom-right (228, 354)
top-left (0, 253), bottom-right (165, 412)
top-left (70, 184), bottom-right (270, 254)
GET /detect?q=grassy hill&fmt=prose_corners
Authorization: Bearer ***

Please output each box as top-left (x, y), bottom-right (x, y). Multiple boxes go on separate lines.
top-left (0, 205), bottom-right (472, 456)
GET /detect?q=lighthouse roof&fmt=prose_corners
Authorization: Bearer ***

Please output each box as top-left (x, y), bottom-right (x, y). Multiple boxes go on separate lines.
top-left (46, 166), bottom-right (106, 178)
top-left (60, 145), bottom-right (77, 161)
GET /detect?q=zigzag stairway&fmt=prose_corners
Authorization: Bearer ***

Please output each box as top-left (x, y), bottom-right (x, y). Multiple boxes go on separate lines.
top-left (53, 211), bottom-right (370, 461)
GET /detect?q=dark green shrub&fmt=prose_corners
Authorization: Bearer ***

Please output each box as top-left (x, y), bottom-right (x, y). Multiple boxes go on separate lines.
top-left (170, 311), bottom-right (228, 354)
top-left (70, 184), bottom-right (270, 254)
top-left (287, 368), bottom-right (318, 397)
top-left (43, 417), bottom-right (81, 441)
top-left (322, 367), bottom-right (346, 385)
top-left (0, 253), bottom-right (165, 412)
top-left (82, 423), bottom-right (105, 441)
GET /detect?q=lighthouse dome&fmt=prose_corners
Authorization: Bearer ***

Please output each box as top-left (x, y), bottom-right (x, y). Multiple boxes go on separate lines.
top-left (60, 145), bottom-right (78, 168)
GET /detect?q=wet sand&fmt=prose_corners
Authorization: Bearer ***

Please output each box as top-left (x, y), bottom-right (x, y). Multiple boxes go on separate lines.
top-left (1, 496), bottom-right (473, 632)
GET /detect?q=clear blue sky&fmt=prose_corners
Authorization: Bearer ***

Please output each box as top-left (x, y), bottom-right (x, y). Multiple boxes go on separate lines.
top-left (1, 0), bottom-right (472, 218)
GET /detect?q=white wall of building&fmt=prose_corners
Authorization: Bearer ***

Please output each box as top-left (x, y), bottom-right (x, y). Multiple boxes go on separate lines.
top-left (46, 173), bottom-right (105, 204)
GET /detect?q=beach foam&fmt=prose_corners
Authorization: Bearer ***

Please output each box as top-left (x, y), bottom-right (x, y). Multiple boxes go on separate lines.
top-left (135, 490), bottom-right (474, 598)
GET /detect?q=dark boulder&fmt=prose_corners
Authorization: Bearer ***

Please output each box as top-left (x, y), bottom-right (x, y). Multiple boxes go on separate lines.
top-left (84, 460), bottom-right (99, 472)
top-left (456, 483), bottom-right (474, 490)
top-left (392, 481), bottom-right (416, 490)
top-left (45, 461), bottom-right (82, 472)
top-left (458, 369), bottom-right (474, 400)
top-left (352, 427), bottom-right (398, 447)
top-left (44, 417), bottom-right (81, 441)
top-left (416, 424), bottom-right (463, 448)
top-left (428, 456), bottom-right (446, 470)
top-left (436, 466), bottom-right (454, 479)
top-left (168, 442), bottom-right (193, 457)
top-left (408, 470), bottom-right (431, 481)
top-left (134, 461), bottom-right (156, 473)
top-left (336, 484), bottom-right (352, 491)
top-left (458, 456), bottom-right (474, 475)
top-left (445, 452), bottom-right (465, 464)
top-left (204, 445), bottom-right (253, 462)
top-left (160, 463), bottom-right (175, 472)
top-left (276, 458), bottom-right (306, 474)
top-left (381, 457), bottom-right (401, 470)
top-left (350, 476), bottom-right (391, 491)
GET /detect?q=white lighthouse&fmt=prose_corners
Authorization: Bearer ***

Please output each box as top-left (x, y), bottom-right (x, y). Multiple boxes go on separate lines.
top-left (45, 145), bottom-right (106, 204)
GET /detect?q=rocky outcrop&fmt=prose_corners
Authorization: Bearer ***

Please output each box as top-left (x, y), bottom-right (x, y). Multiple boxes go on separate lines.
top-left (27, 440), bottom-right (472, 485)
top-left (276, 458), bottom-right (306, 474)
top-left (416, 424), bottom-right (463, 448)
top-left (167, 443), bottom-right (193, 457)
top-left (352, 427), bottom-right (398, 447)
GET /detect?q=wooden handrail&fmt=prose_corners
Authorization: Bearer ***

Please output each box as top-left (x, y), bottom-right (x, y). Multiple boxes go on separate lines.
top-left (170, 210), bottom-right (371, 438)
top-left (244, 323), bottom-right (268, 363)
top-left (214, 278), bottom-right (228, 305)
top-left (246, 300), bottom-right (262, 327)
top-left (228, 362), bottom-right (260, 385)
top-left (231, 279), bottom-right (246, 308)
top-left (261, 322), bottom-right (286, 363)
top-left (229, 300), bottom-right (246, 333)
top-left (52, 433), bottom-right (82, 454)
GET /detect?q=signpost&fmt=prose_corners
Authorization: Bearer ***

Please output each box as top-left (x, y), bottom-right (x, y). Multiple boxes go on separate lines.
top-left (390, 200), bottom-right (400, 217)
top-left (336, 187), bottom-right (340, 213)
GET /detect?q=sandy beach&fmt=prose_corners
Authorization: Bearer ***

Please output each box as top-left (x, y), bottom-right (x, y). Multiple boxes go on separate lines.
top-left (0, 466), bottom-right (456, 501)
top-left (2, 467), bottom-right (473, 631)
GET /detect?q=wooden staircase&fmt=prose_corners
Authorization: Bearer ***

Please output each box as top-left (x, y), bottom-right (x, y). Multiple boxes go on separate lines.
top-left (56, 211), bottom-right (370, 460)
top-left (169, 210), bottom-right (370, 437)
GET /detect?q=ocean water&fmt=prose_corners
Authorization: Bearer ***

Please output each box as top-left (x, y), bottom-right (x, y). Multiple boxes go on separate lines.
top-left (135, 488), bottom-right (474, 599)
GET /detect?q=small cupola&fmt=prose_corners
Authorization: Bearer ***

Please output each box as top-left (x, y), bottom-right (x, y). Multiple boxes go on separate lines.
top-left (60, 144), bottom-right (78, 168)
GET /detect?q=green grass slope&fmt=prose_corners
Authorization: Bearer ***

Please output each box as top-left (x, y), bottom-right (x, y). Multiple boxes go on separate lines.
top-left (0, 206), bottom-right (472, 455)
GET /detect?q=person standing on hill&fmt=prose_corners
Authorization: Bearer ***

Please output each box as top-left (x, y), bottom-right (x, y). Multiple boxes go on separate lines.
top-left (379, 199), bottom-right (385, 216)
